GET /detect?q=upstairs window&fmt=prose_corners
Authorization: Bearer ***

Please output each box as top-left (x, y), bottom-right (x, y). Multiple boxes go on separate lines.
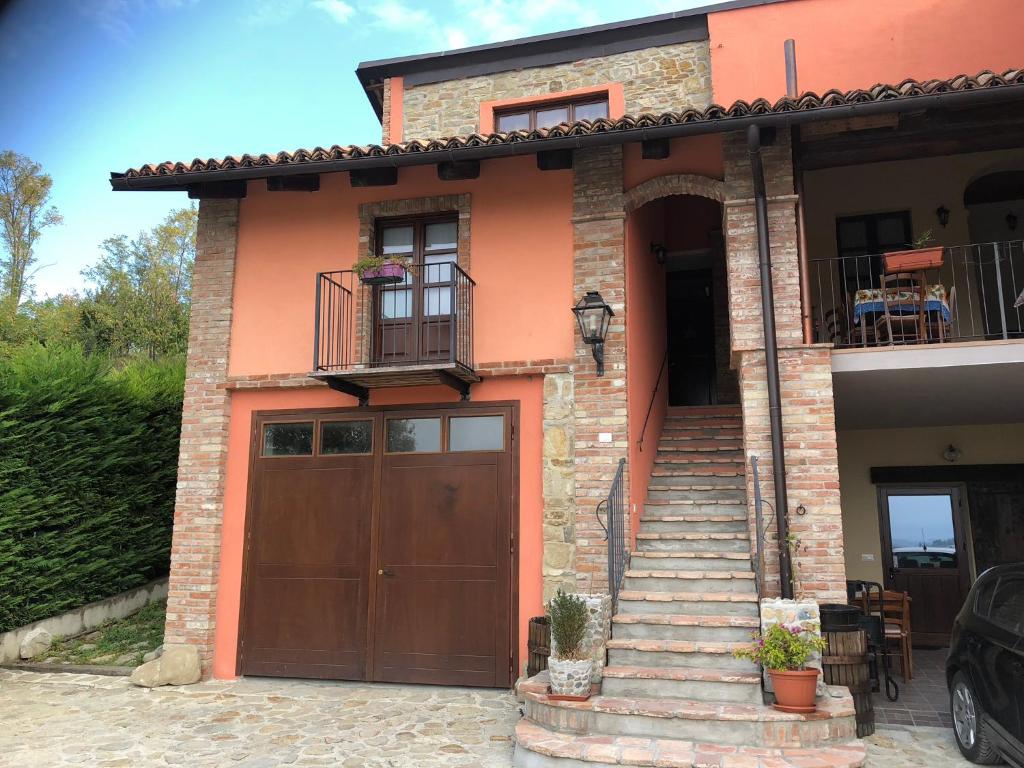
top-left (496, 98), bottom-right (609, 132)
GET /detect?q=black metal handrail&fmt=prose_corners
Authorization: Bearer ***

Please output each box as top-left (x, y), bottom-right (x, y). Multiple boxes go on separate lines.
top-left (596, 458), bottom-right (628, 609)
top-left (314, 261), bottom-right (475, 373)
top-left (637, 349), bottom-right (668, 452)
top-left (809, 240), bottom-right (1024, 348)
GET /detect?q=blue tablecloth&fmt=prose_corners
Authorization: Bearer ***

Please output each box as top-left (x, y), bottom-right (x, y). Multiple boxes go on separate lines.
top-left (853, 299), bottom-right (952, 325)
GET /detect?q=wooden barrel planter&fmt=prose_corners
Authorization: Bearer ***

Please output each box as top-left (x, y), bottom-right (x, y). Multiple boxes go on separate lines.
top-left (820, 604), bottom-right (875, 737)
top-left (527, 616), bottom-right (550, 677)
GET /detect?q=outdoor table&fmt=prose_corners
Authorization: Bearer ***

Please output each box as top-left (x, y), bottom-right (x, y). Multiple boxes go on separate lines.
top-left (852, 283), bottom-right (951, 343)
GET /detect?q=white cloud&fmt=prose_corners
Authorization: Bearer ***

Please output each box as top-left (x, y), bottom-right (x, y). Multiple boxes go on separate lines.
top-left (311, 0), bottom-right (355, 24)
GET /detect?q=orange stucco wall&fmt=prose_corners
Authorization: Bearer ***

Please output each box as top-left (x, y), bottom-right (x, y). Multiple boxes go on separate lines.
top-left (708, 0), bottom-right (1022, 106)
top-left (623, 135), bottom-right (724, 190)
top-left (212, 377), bottom-right (544, 680)
top-left (388, 76), bottom-right (404, 143)
top-left (228, 155), bottom-right (574, 378)
top-left (624, 200), bottom-right (668, 543)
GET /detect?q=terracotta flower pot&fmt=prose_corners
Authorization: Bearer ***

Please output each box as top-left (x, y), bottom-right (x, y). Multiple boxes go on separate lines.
top-left (768, 668), bottom-right (819, 713)
top-left (360, 263), bottom-right (406, 285)
top-left (884, 245), bottom-right (944, 273)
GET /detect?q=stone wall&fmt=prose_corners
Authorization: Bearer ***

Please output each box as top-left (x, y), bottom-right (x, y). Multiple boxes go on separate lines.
top-left (542, 372), bottom-right (577, 602)
top-left (402, 41), bottom-right (711, 140)
top-left (722, 130), bottom-right (847, 603)
top-left (164, 198), bottom-right (239, 673)
top-left (572, 146), bottom-right (629, 594)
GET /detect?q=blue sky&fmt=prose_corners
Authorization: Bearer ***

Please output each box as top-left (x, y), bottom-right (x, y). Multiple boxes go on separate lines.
top-left (0, 0), bottom-right (709, 298)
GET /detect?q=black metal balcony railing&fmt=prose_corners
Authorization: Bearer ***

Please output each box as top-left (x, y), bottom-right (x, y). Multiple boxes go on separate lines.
top-left (313, 261), bottom-right (475, 373)
top-left (810, 240), bottom-right (1024, 348)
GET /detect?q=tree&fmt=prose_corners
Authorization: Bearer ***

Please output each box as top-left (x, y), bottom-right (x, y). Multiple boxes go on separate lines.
top-left (81, 204), bottom-right (197, 359)
top-left (0, 151), bottom-right (62, 315)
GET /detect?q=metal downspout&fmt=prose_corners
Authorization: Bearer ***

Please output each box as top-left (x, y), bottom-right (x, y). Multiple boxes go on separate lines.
top-left (746, 123), bottom-right (794, 599)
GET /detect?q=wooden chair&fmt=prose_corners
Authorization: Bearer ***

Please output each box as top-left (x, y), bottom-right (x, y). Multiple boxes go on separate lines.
top-left (874, 273), bottom-right (924, 345)
top-left (925, 285), bottom-right (956, 342)
top-left (860, 590), bottom-right (914, 681)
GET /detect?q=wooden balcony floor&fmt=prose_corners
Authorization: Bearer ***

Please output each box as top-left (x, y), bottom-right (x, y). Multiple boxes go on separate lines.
top-left (310, 362), bottom-right (479, 402)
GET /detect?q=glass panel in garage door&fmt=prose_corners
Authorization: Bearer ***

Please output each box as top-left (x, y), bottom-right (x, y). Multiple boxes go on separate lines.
top-left (448, 415), bottom-right (504, 452)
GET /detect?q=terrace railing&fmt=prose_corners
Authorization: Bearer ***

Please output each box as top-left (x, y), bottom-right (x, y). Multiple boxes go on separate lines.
top-left (314, 261), bottom-right (475, 373)
top-left (809, 240), bottom-right (1024, 348)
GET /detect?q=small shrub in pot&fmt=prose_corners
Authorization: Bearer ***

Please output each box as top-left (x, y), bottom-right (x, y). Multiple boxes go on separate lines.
top-left (547, 590), bottom-right (592, 697)
top-left (734, 622), bottom-right (826, 712)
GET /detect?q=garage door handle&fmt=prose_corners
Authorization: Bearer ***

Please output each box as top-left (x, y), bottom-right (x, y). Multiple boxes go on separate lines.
top-left (378, 569), bottom-right (394, 577)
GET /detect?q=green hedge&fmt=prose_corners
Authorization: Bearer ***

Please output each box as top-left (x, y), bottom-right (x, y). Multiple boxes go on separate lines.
top-left (0, 345), bottom-right (184, 633)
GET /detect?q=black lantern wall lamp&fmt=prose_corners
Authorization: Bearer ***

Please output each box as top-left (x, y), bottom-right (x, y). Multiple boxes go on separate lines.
top-left (572, 291), bottom-right (614, 376)
top-left (935, 205), bottom-right (950, 227)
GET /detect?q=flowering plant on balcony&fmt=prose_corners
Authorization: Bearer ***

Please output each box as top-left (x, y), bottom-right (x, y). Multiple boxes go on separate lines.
top-left (733, 622), bottom-right (825, 672)
top-left (353, 254), bottom-right (411, 285)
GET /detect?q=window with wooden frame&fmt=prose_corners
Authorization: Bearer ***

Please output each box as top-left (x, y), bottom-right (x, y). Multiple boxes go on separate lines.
top-left (495, 97), bottom-right (609, 132)
top-left (835, 211), bottom-right (912, 292)
top-left (373, 214), bottom-right (458, 365)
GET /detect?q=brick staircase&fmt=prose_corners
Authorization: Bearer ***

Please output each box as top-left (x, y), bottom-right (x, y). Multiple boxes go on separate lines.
top-left (513, 406), bottom-right (865, 768)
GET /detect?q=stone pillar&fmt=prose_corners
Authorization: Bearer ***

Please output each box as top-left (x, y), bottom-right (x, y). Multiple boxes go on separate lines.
top-left (542, 372), bottom-right (577, 602)
top-left (572, 146), bottom-right (629, 594)
top-left (163, 198), bottom-right (239, 674)
top-left (723, 131), bottom-right (847, 603)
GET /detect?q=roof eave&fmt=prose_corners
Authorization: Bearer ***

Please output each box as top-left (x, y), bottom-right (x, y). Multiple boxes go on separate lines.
top-left (109, 81), bottom-right (1024, 192)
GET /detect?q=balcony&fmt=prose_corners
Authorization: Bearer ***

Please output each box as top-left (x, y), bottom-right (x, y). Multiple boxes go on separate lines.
top-left (810, 240), bottom-right (1024, 349)
top-left (310, 261), bottom-right (477, 404)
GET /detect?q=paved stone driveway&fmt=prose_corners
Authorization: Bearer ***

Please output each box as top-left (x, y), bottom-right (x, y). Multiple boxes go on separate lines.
top-left (0, 669), bottom-right (973, 767)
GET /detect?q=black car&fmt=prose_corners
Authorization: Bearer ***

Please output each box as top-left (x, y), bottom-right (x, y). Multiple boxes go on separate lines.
top-left (947, 564), bottom-right (1024, 766)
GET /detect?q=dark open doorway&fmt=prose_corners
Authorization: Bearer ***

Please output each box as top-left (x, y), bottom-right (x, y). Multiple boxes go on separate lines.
top-left (666, 270), bottom-right (716, 406)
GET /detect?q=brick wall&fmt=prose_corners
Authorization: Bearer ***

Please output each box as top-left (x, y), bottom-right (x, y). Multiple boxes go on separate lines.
top-left (164, 198), bottom-right (239, 672)
top-left (402, 41), bottom-right (711, 140)
top-left (572, 146), bottom-right (629, 594)
top-left (722, 130), bottom-right (847, 602)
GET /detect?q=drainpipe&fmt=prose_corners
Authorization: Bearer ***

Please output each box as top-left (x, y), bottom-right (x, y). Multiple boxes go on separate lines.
top-left (747, 123), bottom-right (794, 599)
top-left (785, 39), bottom-right (814, 345)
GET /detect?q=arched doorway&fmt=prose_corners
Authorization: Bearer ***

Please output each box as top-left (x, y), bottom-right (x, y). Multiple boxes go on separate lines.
top-left (625, 175), bottom-right (737, 407)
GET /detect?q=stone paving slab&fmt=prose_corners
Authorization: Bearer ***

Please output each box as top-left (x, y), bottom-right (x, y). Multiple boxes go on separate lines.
top-left (0, 669), bottom-right (520, 767)
top-left (0, 669), bottom-right (972, 767)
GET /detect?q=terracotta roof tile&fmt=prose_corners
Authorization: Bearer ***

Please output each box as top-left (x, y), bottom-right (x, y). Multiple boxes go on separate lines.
top-left (114, 69), bottom-right (1024, 183)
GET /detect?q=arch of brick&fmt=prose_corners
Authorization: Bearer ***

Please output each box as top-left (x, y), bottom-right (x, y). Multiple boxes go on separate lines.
top-left (623, 173), bottom-right (725, 213)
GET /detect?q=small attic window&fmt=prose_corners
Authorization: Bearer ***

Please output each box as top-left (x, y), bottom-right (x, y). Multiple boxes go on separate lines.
top-left (495, 97), bottom-right (609, 132)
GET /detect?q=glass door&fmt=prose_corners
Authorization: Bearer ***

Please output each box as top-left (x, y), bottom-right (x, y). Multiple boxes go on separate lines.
top-left (878, 486), bottom-right (971, 646)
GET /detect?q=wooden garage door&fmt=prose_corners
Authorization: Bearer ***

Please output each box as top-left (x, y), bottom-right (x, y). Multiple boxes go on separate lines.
top-left (238, 405), bottom-right (515, 688)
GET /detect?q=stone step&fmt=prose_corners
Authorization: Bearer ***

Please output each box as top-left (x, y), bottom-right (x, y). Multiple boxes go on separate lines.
top-left (636, 532), bottom-right (750, 553)
top-left (611, 612), bottom-right (759, 643)
top-left (666, 405), bottom-right (742, 417)
top-left (639, 515), bottom-right (748, 534)
top-left (512, 720), bottom-right (867, 768)
top-left (644, 499), bottom-right (748, 513)
top-left (647, 477), bottom-right (746, 492)
top-left (658, 436), bottom-right (742, 448)
top-left (655, 455), bottom-right (744, 466)
top-left (617, 590), bottom-right (759, 617)
top-left (622, 569), bottom-right (756, 594)
top-left (601, 665), bottom-right (762, 703)
top-left (650, 465), bottom-right (744, 478)
top-left (606, 638), bottom-right (756, 672)
top-left (661, 423), bottom-right (743, 434)
top-left (628, 551), bottom-right (752, 572)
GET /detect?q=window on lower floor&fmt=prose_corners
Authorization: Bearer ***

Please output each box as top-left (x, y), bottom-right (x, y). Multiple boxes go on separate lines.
top-left (495, 97), bottom-right (609, 132)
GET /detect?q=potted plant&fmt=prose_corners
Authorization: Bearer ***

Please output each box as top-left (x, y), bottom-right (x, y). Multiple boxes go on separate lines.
top-left (734, 623), bottom-right (826, 713)
top-left (354, 254), bottom-right (410, 285)
top-left (546, 590), bottom-right (592, 699)
top-left (884, 229), bottom-right (944, 273)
